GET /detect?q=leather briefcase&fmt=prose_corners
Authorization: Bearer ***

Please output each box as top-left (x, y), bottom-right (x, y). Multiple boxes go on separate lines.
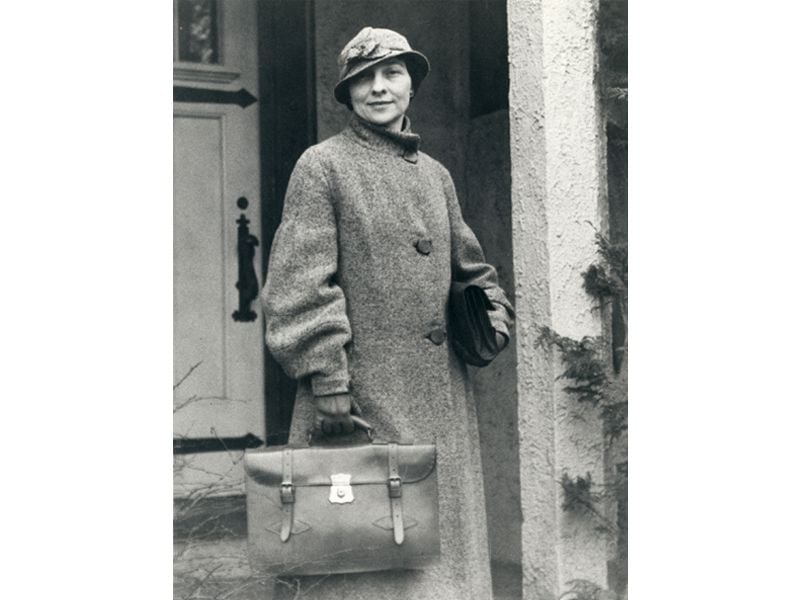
top-left (244, 437), bottom-right (440, 575)
top-left (448, 281), bottom-right (502, 367)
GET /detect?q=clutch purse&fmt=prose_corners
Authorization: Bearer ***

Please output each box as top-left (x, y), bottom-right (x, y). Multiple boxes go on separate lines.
top-left (448, 281), bottom-right (502, 367)
top-left (244, 425), bottom-right (440, 575)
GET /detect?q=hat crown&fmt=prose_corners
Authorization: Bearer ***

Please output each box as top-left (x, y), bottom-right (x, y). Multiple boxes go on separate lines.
top-left (337, 27), bottom-right (412, 69)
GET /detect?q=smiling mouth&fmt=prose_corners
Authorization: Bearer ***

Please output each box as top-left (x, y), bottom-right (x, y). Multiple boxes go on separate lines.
top-left (368, 101), bottom-right (393, 106)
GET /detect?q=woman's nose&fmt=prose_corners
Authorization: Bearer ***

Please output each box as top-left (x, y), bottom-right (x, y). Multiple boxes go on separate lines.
top-left (370, 74), bottom-right (387, 94)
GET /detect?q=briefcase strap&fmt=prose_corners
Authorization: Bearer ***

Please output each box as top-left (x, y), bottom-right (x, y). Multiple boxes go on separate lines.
top-left (387, 443), bottom-right (404, 545)
top-left (280, 448), bottom-right (294, 542)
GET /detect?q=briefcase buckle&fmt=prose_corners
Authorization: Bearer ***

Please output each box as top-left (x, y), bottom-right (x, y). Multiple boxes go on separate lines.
top-left (329, 473), bottom-right (354, 504)
top-left (280, 483), bottom-right (294, 504)
top-left (388, 475), bottom-right (403, 498)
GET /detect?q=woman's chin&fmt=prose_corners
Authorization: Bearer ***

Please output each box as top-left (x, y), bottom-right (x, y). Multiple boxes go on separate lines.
top-left (367, 114), bottom-right (394, 126)
top-left (369, 114), bottom-right (404, 129)
top-left (356, 107), bottom-right (396, 125)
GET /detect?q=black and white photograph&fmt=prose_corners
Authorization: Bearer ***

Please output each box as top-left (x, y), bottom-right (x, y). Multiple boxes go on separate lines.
top-left (172, 1), bottom-right (626, 598)
top-left (10, 1), bottom-right (800, 600)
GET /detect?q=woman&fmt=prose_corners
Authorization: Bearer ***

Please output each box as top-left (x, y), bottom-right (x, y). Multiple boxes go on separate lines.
top-left (262, 27), bottom-right (514, 600)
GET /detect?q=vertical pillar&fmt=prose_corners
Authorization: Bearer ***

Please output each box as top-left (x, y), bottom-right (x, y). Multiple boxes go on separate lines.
top-left (542, 0), bottom-right (608, 589)
top-left (508, 0), bottom-right (607, 597)
top-left (508, 0), bottom-right (558, 597)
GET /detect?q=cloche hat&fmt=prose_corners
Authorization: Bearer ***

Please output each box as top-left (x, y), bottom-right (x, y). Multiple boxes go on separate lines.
top-left (334, 27), bottom-right (430, 106)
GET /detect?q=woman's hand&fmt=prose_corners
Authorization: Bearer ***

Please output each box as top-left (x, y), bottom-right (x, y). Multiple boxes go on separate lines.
top-left (313, 394), bottom-right (360, 435)
top-left (495, 331), bottom-right (508, 351)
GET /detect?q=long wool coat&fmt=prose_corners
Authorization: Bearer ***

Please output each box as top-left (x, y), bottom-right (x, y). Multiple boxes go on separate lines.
top-left (262, 115), bottom-right (514, 600)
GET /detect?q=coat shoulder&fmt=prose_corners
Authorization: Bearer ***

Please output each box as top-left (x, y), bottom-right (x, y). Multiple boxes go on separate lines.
top-left (300, 131), bottom-right (353, 164)
top-left (288, 134), bottom-right (355, 189)
top-left (417, 151), bottom-right (451, 179)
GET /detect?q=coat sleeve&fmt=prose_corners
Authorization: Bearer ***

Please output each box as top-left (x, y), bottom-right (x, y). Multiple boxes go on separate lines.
top-left (440, 164), bottom-right (515, 341)
top-left (261, 149), bottom-right (352, 397)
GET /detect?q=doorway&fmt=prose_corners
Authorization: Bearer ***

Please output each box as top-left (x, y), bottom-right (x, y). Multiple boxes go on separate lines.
top-left (173, 5), bottom-right (315, 593)
top-left (173, 0), bottom-right (265, 496)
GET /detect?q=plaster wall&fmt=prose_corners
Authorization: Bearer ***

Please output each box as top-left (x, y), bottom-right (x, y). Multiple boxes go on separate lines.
top-left (541, 0), bottom-right (608, 588)
top-left (508, 0), bottom-right (609, 597)
top-left (507, 1), bottom-right (558, 595)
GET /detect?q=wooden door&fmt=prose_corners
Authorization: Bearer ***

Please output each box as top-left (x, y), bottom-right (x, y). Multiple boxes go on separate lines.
top-left (173, 0), bottom-right (263, 496)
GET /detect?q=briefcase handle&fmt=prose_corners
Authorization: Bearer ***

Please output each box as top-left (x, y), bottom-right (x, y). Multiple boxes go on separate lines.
top-left (306, 416), bottom-right (375, 445)
top-left (350, 415), bottom-right (374, 439)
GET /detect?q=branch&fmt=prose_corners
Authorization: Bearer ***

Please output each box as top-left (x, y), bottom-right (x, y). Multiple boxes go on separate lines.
top-left (180, 563), bottom-right (224, 600)
top-left (175, 361), bottom-right (203, 391)
top-left (173, 394), bottom-right (248, 415)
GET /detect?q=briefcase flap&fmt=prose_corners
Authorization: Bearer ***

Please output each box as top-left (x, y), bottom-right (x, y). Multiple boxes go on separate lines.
top-left (244, 443), bottom-right (436, 487)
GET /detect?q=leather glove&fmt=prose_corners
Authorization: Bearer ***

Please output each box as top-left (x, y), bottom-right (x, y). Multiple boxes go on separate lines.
top-left (313, 394), bottom-right (362, 436)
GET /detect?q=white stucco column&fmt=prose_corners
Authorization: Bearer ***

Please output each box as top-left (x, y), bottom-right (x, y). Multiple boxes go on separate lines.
top-left (508, 0), bottom-right (608, 597)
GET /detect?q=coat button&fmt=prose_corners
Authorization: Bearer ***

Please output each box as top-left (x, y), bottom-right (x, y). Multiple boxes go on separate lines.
top-left (427, 328), bottom-right (446, 345)
top-left (415, 239), bottom-right (433, 255)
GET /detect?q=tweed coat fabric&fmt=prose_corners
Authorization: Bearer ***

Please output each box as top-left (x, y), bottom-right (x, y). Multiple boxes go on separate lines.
top-left (261, 115), bottom-right (514, 600)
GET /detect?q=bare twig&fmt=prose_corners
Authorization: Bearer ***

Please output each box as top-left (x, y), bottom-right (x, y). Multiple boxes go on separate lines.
top-left (174, 394), bottom-right (248, 414)
top-left (175, 361), bottom-right (203, 391)
top-left (181, 563), bottom-right (224, 599)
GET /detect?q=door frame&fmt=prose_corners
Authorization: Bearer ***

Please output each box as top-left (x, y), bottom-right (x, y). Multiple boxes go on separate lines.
top-left (257, 0), bottom-right (317, 445)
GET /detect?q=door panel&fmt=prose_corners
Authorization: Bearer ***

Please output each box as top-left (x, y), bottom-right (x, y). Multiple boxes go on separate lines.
top-left (174, 115), bottom-right (226, 404)
top-left (173, 0), bottom-right (263, 496)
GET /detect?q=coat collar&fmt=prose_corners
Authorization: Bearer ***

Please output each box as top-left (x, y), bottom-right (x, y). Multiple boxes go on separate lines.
top-left (348, 114), bottom-right (421, 163)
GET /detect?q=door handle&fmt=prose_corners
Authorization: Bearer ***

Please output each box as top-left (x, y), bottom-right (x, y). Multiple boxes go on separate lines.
top-left (233, 197), bottom-right (260, 322)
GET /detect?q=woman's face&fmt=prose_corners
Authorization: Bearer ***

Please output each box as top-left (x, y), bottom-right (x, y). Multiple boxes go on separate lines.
top-left (348, 59), bottom-right (412, 131)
